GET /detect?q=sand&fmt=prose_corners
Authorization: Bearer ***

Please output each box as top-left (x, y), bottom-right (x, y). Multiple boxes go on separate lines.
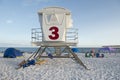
top-left (0, 53), bottom-right (120, 80)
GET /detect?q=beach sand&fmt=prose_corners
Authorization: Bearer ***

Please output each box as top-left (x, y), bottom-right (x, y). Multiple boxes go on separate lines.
top-left (0, 53), bottom-right (120, 80)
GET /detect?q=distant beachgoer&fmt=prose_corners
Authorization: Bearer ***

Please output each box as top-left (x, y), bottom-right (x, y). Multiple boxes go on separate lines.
top-left (85, 52), bottom-right (87, 57)
top-left (89, 53), bottom-right (92, 57)
top-left (90, 50), bottom-right (95, 57)
top-left (101, 54), bottom-right (104, 58)
top-left (85, 52), bottom-right (89, 57)
top-left (48, 53), bottom-right (53, 59)
top-left (96, 52), bottom-right (100, 58)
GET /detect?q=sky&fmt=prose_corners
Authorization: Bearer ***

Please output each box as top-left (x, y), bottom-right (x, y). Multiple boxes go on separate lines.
top-left (0, 0), bottom-right (120, 47)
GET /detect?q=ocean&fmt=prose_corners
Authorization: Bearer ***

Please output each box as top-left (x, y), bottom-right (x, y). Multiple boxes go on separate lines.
top-left (0, 47), bottom-right (37, 53)
top-left (0, 47), bottom-right (120, 53)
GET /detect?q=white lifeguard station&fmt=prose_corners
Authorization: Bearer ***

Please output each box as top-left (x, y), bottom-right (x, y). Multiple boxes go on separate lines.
top-left (30, 7), bottom-right (87, 69)
top-left (32, 7), bottom-right (78, 46)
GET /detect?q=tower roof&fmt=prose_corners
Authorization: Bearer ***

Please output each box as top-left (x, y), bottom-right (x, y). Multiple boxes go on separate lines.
top-left (38, 6), bottom-right (71, 15)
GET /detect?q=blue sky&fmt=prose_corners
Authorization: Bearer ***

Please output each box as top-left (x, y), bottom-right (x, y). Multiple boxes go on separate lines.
top-left (0, 0), bottom-right (120, 47)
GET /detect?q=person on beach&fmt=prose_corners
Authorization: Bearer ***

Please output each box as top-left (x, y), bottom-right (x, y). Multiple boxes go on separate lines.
top-left (96, 52), bottom-right (100, 58)
top-left (90, 50), bottom-right (95, 57)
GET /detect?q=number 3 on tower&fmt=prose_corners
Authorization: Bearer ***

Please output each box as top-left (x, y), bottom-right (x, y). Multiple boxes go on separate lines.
top-left (49, 26), bottom-right (59, 40)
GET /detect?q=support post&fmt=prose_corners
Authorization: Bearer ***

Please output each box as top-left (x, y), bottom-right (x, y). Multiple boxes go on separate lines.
top-left (66, 46), bottom-right (89, 70)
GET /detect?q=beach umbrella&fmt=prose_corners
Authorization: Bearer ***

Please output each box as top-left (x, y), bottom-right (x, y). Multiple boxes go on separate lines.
top-left (108, 47), bottom-right (116, 53)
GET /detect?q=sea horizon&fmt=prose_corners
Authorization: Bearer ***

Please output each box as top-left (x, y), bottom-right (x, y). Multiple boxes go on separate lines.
top-left (0, 46), bottom-right (120, 53)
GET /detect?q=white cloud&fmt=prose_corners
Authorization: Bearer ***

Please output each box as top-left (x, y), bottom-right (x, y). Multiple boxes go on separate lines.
top-left (22, 0), bottom-right (51, 6)
top-left (0, 41), bottom-right (31, 47)
top-left (22, 0), bottom-right (62, 6)
top-left (6, 20), bottom-right (13, 24)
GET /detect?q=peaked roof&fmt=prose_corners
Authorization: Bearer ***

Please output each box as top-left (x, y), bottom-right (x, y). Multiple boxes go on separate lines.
top-left (38, 6), bottom-right (71, 15)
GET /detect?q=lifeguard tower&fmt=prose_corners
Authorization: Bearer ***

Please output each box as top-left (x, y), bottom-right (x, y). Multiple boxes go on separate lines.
top-left (30, 7), bottom-right (87, 69)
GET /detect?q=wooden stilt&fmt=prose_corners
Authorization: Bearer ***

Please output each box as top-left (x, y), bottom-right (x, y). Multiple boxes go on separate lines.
top-left (17, 45), bottom-right (89, 70)
top-left (17, 46), bottom-right (42, 69)
top-left (66, 46), bottom-right (89, 70)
